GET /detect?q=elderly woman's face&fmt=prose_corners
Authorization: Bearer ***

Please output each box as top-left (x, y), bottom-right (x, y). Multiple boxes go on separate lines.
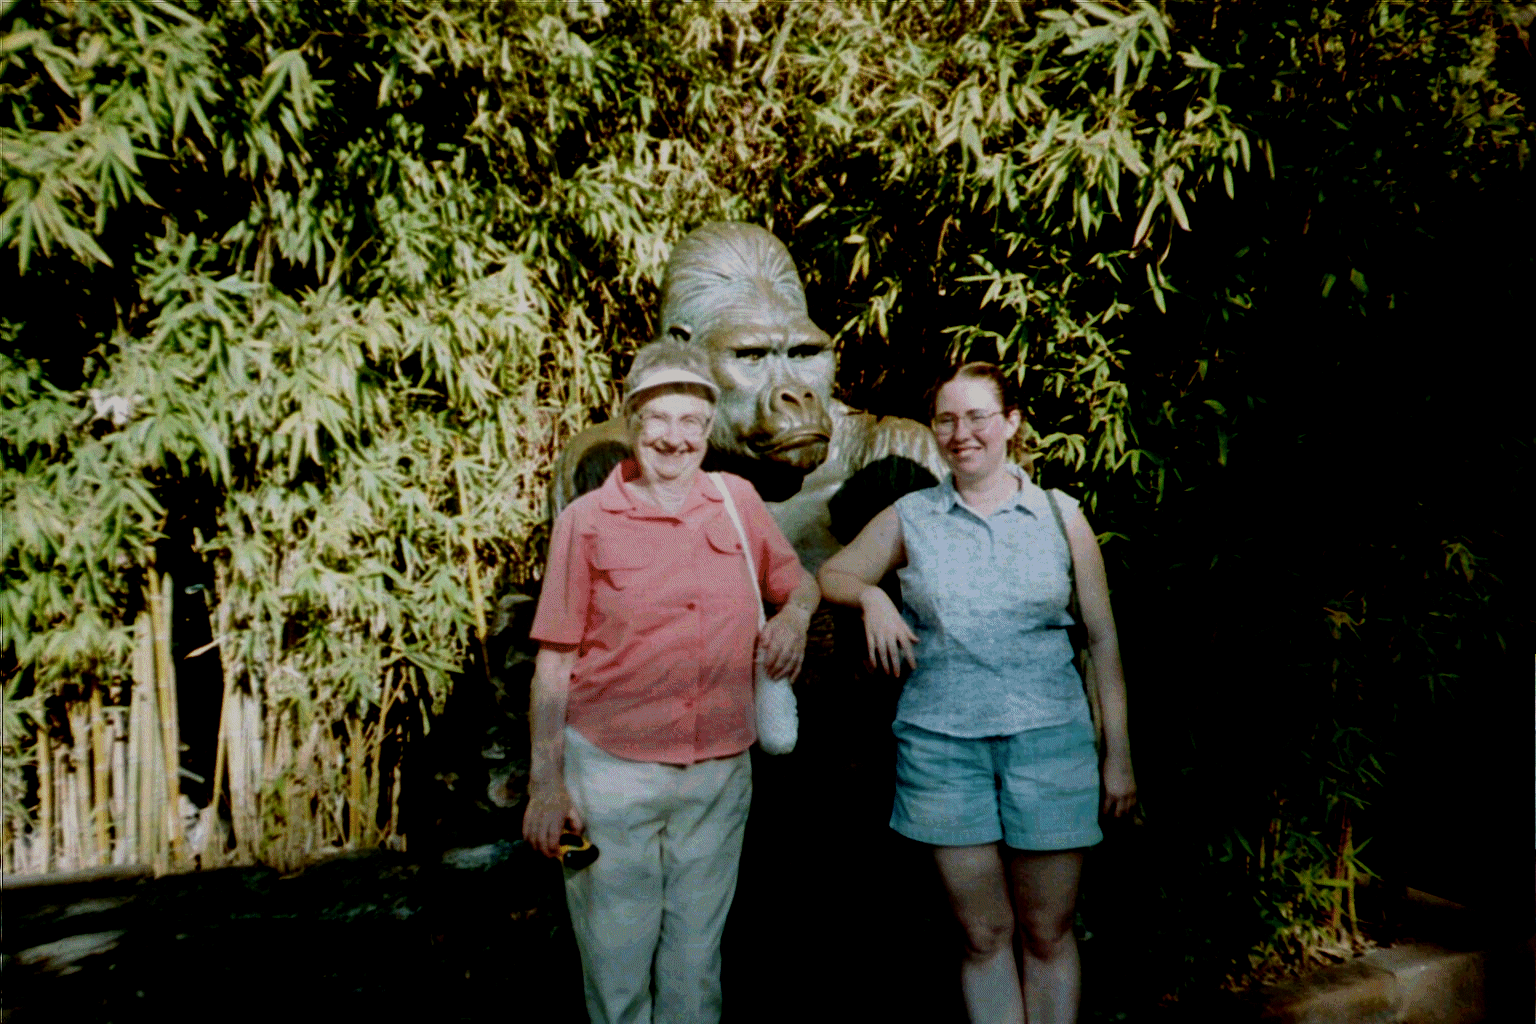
top-left (632, 390), bottom-right (714, 485)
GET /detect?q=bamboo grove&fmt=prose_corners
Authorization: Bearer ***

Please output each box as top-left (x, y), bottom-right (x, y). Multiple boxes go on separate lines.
top-left (0, 0), bottom-right (1253, 877)
top-left (2, 0), bottom-right (1527, 987)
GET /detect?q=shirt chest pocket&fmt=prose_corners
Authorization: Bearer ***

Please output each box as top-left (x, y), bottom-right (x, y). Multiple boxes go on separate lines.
top-left (591, 536), bottom-right (650, 590)
top-left (704, 518), bottom-right (745, 558)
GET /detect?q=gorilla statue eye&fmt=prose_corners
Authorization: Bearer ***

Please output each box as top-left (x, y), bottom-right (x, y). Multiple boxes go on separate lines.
top-left (735, 347), bottom-right (769, 363)
top-left (788, 344), bottom-right (825, 359)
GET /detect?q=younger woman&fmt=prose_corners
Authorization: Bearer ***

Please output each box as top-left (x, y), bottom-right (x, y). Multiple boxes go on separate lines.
top-left (817, 362), bottom-right (1136, 1024)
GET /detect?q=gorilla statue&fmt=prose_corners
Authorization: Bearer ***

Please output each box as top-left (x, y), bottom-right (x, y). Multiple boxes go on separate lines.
top-left (550, 222), bottom-right (947, 572)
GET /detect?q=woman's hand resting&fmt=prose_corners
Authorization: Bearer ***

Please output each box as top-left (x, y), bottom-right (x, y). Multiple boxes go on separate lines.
top-left (860, 586), bottom-right (918, 676)
top-left (758, 606), bottom-right (810, 681)
top-left (1100, 751), bottom-right (1138, 818)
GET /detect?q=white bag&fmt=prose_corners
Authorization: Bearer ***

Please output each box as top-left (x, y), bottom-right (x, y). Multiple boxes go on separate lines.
top-left (711, 473), bottom-right (799, 755)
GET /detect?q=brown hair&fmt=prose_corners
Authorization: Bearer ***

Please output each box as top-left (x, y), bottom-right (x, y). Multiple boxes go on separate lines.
top-left (927, 361), bottom-right (1022, 419)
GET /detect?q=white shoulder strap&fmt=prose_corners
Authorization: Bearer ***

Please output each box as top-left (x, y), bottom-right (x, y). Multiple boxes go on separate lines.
top-left (710, 473), bottom-right (766, 628)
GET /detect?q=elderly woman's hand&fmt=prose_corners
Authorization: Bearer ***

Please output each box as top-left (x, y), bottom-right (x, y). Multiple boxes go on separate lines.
top-left (757, 605), bottom-right (811, 681)
top-left (523, 776), bottom-right (585, 858)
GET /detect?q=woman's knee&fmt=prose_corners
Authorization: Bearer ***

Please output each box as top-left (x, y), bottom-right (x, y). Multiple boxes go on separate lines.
top-left (1017, 906), bottom-right (1073, 960)
top-left (956, 909), bottom-right (1016, 958)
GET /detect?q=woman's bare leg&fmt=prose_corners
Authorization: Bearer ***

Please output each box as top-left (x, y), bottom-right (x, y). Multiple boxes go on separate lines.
top-left (933, 843), bottom-right (1026, 1024)
top-left (1009, 848), bottom-right (1086, 1024)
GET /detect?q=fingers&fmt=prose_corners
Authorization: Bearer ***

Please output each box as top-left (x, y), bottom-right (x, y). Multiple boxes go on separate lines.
top-left (1101, 788), bottom-right (1139, 818)
top-left (523, 799), bottom-right (582, 858)
top-left (862, 607), bottom-right (918, 677)
top-left (523, 811), bottom-right (553, 857)
top-left (867, 624), bottom-right (897, 676)
top-left (769, 641), bottom-right (803, 681)
top-left (758, 625), bottom-right (806, 680)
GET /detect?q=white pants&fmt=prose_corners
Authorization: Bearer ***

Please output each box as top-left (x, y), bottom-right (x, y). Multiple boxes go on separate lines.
top-left (562, 726), bottom-right (752, 1024)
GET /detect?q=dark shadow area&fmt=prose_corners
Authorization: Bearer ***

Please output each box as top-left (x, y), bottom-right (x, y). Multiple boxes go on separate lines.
top-left (0, 846), bottom-right (579, 1023)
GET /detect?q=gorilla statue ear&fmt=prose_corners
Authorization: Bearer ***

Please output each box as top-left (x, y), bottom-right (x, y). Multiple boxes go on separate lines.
top-left (667, 323), bottom-right (693, 343)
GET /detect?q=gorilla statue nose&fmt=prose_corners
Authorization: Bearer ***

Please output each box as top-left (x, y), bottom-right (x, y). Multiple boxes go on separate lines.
top-left (776, 386), bottom-right (818, 408)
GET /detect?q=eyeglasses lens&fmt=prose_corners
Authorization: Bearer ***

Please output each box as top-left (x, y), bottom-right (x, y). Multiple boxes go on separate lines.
top-left (643, 415), bottom-right (708, 439)
top-left (932, 410), bottom-right (999, 435)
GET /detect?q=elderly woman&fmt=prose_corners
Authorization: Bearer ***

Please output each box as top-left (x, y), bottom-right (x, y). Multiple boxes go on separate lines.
top-left (818, 362), bottom-right (1136, 1024)
top-left (524, 339), bottom-right (819, 1024)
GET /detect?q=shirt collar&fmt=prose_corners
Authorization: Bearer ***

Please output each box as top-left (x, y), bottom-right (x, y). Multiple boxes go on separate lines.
top-left (938, 462), bottom-right (1043, 516)
top-left (596, 459), bottom-right (724, 517)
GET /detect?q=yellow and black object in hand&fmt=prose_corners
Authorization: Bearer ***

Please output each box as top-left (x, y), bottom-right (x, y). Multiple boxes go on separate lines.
top-left (559, 832), bottom-right (599, 870)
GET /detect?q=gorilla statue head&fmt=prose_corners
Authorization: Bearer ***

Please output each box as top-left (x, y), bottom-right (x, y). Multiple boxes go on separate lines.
top-left (659, 223), bottom-right (836, 473)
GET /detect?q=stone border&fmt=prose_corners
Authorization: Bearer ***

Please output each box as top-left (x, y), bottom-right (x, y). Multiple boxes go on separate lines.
top-left (1258, 943), bottom-right (1487, 1023)
top-left (1, 864), bottom-right (153, 891)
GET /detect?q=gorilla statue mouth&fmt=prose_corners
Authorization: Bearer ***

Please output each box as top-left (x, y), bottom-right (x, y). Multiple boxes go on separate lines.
top-left (755, 428), bottom-right (831, 454)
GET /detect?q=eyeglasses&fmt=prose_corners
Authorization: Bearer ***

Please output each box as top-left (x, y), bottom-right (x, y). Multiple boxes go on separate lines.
top-left (931, 409), bottom-right (1003, 437)
top-left (638, 412), bottom-right (711, 440)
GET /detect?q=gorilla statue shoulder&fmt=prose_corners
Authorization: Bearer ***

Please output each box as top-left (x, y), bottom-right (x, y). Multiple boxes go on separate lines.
top-left (551, 222), bottom-right (947, 572)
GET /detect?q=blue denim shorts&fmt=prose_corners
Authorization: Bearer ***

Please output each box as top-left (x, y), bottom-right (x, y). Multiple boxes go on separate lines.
top-left (889, 718), bottom-right (1103, 850)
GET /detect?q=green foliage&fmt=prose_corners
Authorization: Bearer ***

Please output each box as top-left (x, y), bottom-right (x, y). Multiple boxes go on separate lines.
top-left (0, 0), bottom-right (1254, 853)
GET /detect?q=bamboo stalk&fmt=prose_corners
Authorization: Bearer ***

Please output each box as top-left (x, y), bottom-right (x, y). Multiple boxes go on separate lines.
top-left (453, 442), bottom-right (494, 694)
top-left (369, 670), bottom-right (398, 846)
top-left (59, 745), bottom-right (77, 872)
top-left (90, 686), bottom-right (111, 862)
top-left (149, 572), bottom-right (184, 865)
top-left (293, 715), bottom-right (319, 864)
top-left (347, 718), bottom-right (366, 847)
top-left (109, 706), bottom-right (129, 865)
top-left (388, 758), bottom-right (402, 848)
top-left (269, 700), bottom-right (294, 867)
top-left (38, 726), bottom-right (53, 875)
top-left (134, 614), bottom-right (166, 875)
top-left (1343, 817), bottom-right (1358, 944)
top-left (243, 688), bottom-right (262, 859)
top-left (126, 621), bottom-right (150, 867)
top-left (209, 669), bottom-right (232, 837)
top-left (1329, 807), bottom-right (1349, 937)
top-left (69, 703), bottom-right (96, 868)
top-left (227, 688), bottom-right (249, 858)
top-left (260, 687), bottom-right (276, 799)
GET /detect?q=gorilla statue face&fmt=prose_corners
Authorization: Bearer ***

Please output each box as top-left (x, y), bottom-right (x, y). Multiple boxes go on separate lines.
top-left (700, 310), bottom-right (836, 471)
top-left (660, 223), bottom-right (837, 472)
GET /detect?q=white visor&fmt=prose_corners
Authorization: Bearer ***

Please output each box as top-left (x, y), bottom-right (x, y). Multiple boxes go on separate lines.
top-left (624, 366), bottom-right (720, 408)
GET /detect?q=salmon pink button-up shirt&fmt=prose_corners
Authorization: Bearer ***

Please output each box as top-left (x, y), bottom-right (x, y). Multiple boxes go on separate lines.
top-left (530, 461), bottom-right (805, 764)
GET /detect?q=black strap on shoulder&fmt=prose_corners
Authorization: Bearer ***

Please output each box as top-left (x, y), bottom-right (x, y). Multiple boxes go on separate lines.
top-left (1044, 488), bottom-right (1074, 590)
top-left (1045, 488), bottom-right (1089, 653)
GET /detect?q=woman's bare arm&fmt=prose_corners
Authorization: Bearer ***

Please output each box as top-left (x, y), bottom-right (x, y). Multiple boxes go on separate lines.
top-left (759, 568), bottom-right (820, 680)
top-left (817, 506), bottom-right (917, 676)
top-left (523, 643), bottom-right (582, 855)
top-left (1063, 507), bottom-right (1138, 817)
